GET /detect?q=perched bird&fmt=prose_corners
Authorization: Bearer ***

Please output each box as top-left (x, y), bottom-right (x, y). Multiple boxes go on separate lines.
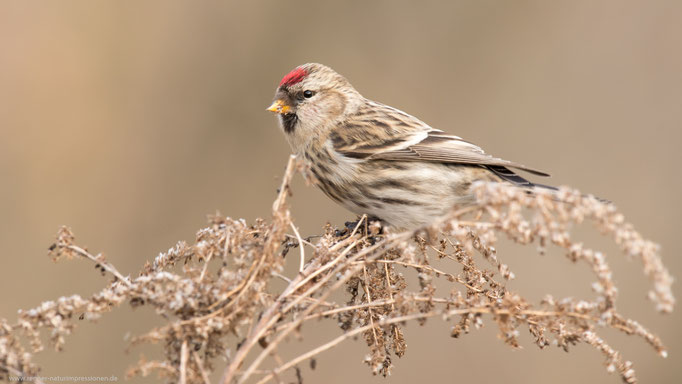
top-left (267, 63), bottom-right (552, 229)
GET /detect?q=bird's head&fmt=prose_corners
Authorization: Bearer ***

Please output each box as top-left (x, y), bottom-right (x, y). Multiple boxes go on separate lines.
top-left (268, 63), bottom-right (360, 144)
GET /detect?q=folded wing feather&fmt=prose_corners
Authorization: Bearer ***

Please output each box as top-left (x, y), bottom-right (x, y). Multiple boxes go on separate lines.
top-left (332, 102), bottom-right (550, 178)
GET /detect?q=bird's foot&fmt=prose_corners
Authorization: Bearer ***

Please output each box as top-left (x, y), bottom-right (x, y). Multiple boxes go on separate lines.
top-left (334, 216), bottom-right (384, 238)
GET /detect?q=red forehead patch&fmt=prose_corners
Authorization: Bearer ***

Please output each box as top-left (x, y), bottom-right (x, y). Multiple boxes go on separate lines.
top-left (279, 67), bottom-right (308, 87)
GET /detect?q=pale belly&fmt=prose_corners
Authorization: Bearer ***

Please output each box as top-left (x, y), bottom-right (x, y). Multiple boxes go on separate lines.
top-left (311, 160), bottom-right (496, 229)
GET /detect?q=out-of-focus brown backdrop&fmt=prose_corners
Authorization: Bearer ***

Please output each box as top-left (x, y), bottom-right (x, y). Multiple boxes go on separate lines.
top-left (1, 1), bottom-right (680, 383)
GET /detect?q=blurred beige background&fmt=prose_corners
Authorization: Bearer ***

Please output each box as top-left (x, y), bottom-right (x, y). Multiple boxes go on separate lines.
top-left (1, 1), bottom-right (680, 383)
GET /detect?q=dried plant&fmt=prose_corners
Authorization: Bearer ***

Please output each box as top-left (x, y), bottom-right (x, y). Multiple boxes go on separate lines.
top-left (0, 155), bottom-right (674, 384)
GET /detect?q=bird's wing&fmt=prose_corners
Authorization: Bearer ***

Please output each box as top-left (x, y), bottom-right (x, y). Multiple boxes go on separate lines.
top-left (371, 130), bottom-right (550, 176)
top-left (331, 102), bottom-right (550, 177)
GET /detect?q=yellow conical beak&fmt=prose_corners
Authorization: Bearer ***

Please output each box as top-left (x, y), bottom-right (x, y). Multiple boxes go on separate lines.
top-left (266, 99), bottom-right (291, 114)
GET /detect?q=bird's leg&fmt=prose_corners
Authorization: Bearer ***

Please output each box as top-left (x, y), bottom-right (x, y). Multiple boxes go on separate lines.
top-left (334, 217), bottom-right (363, 237)
top-left (333, 216), bottom-right (372, 237)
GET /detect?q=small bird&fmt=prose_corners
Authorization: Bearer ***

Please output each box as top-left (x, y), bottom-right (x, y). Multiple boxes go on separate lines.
top-left (267, 63), bottom-right (552, 229)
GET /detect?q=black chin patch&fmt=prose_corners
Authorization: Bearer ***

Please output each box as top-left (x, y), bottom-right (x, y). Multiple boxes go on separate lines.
top-left (281, 113), bottom-right (298, 134)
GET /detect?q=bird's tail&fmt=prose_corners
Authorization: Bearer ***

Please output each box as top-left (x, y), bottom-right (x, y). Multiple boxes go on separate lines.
top-left (486, 165), bottom-right (608, 203)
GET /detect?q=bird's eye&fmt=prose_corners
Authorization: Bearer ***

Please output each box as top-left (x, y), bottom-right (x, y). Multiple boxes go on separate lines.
top-left (303, 90), bottom-right (315, 98)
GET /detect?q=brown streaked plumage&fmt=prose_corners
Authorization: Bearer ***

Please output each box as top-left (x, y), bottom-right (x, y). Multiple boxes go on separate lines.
top-left (267, 63), bottom-right (552, 229)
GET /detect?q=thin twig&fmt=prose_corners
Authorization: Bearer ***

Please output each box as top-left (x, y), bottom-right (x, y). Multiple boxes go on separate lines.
top-left (289, 221), bottom-right (306, 272)
top-left (199, 250), bottom-right (215, 282)
top-left (179, 340), bottom-right (188, 384)
top-left (284, 234), bottom-right (315, 247)
top-left (192, 351), bottom-right (211, 384)
top-left (66, 245), bottom-right (133, 288)
top-left (361, 265), bottom-right (380, 347)
top-left (272, 155), bottom-right (297, 212)
top-left (272, 272), bottom-right (292, 284)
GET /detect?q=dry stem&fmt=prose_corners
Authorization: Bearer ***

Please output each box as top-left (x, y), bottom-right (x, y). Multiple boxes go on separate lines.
top-left (0, 155), bottom-right (673, 384)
